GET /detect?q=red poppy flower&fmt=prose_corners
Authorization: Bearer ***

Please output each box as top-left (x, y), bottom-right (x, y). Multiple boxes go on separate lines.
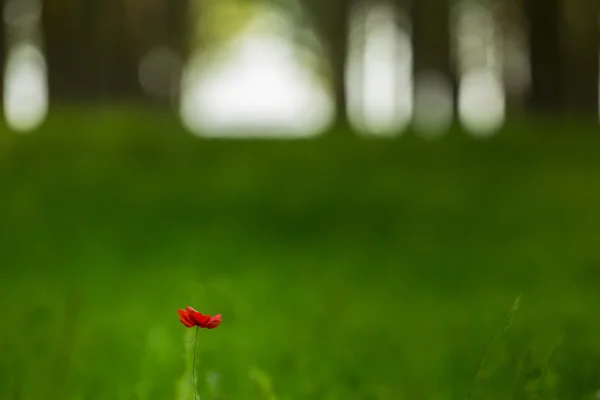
top-left (178, 307), bottom-right (222, 329)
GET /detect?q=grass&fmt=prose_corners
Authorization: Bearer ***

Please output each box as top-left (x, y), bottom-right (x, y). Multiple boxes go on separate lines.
top-left (1, 108), bottom-right (600, 399)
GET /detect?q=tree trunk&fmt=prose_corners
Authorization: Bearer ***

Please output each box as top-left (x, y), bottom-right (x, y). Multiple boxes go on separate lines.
top-left (523, 0), bottom-right (564, 115)
top-left (561, 0), bottom-right (598, 117)
top-left (304, 0), bottom-right (353, 124)
top-left (0, 0), bottom-right (6, 105)
top-left (410, 0), bottom-right (455, 109)
top-left (495, 0), bottom-right (529, 118)
top-left (42, 0), bottom-right (92, 100)
top-left (109, 1), bottom-right (144, 100)
top-left (167, 0), bottom-right (192, 59)
top-left (325, 0), bottom-right (352, 124)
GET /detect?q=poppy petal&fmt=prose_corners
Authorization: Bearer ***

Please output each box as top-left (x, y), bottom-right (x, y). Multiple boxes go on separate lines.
top-left (205, 314), bottom-right (222, 329)
top-left (179, 314), bottom-right (195, 328)
top-left (181, 319), bottom-right (195, 328)
top-left (178, 309), bottom-right (196, 327)
top-left (192, 311), bottom-right (211, 327)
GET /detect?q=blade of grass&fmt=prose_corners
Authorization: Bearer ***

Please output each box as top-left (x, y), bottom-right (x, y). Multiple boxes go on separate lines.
top-left (467, 295), bottom-right (521, 400)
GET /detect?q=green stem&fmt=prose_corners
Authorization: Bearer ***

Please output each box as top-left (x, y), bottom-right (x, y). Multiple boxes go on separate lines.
top-left (192, 326), bottom-right (199, 400)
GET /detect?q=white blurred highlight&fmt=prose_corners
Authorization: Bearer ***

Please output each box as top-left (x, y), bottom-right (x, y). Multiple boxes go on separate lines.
top-left (458, 70), bottom-right (505, 136)
top-left (453, 0), bottom-right (505, 136)
top-left (4, 42), bottom-right (47, 132)
top-left (3, 0), bottom-right (47, 132)
top-left (348, 2), bottom-right (412, 136)
top-left (180, 9), bottom-right (333, 138)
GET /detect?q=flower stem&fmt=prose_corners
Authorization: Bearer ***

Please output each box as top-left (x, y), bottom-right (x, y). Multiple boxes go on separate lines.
top-left (192, 326), bottom-right (199, 400)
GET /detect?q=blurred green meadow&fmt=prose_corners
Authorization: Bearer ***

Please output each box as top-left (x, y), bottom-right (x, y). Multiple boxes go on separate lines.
top-left (1, 110), bottom-right (600, 399)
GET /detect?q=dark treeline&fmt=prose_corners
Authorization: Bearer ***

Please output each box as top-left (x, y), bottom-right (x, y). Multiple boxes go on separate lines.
top-left (34, 0), bottom-right (599, 121)
top-left (41, 0), bottom-right (189, 103)
top-left (524, 0), bottom-right (598, 117)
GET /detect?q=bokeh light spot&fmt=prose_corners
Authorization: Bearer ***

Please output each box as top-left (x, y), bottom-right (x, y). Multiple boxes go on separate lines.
top-left (4, 42), bottom-right (48, 132)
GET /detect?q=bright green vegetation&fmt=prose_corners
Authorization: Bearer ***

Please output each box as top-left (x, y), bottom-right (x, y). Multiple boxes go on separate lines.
top-left (1, 110), bottom-right (600, 399)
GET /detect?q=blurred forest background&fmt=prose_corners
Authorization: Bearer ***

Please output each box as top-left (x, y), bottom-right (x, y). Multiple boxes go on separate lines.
top-left (0, 0), bottom-right (597, 134)
top-left (1, 0), bottom-right (600, 399)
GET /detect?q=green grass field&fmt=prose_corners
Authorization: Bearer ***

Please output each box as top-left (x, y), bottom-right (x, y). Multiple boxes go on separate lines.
top-left (1, 109), bottom-right (600, 399)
